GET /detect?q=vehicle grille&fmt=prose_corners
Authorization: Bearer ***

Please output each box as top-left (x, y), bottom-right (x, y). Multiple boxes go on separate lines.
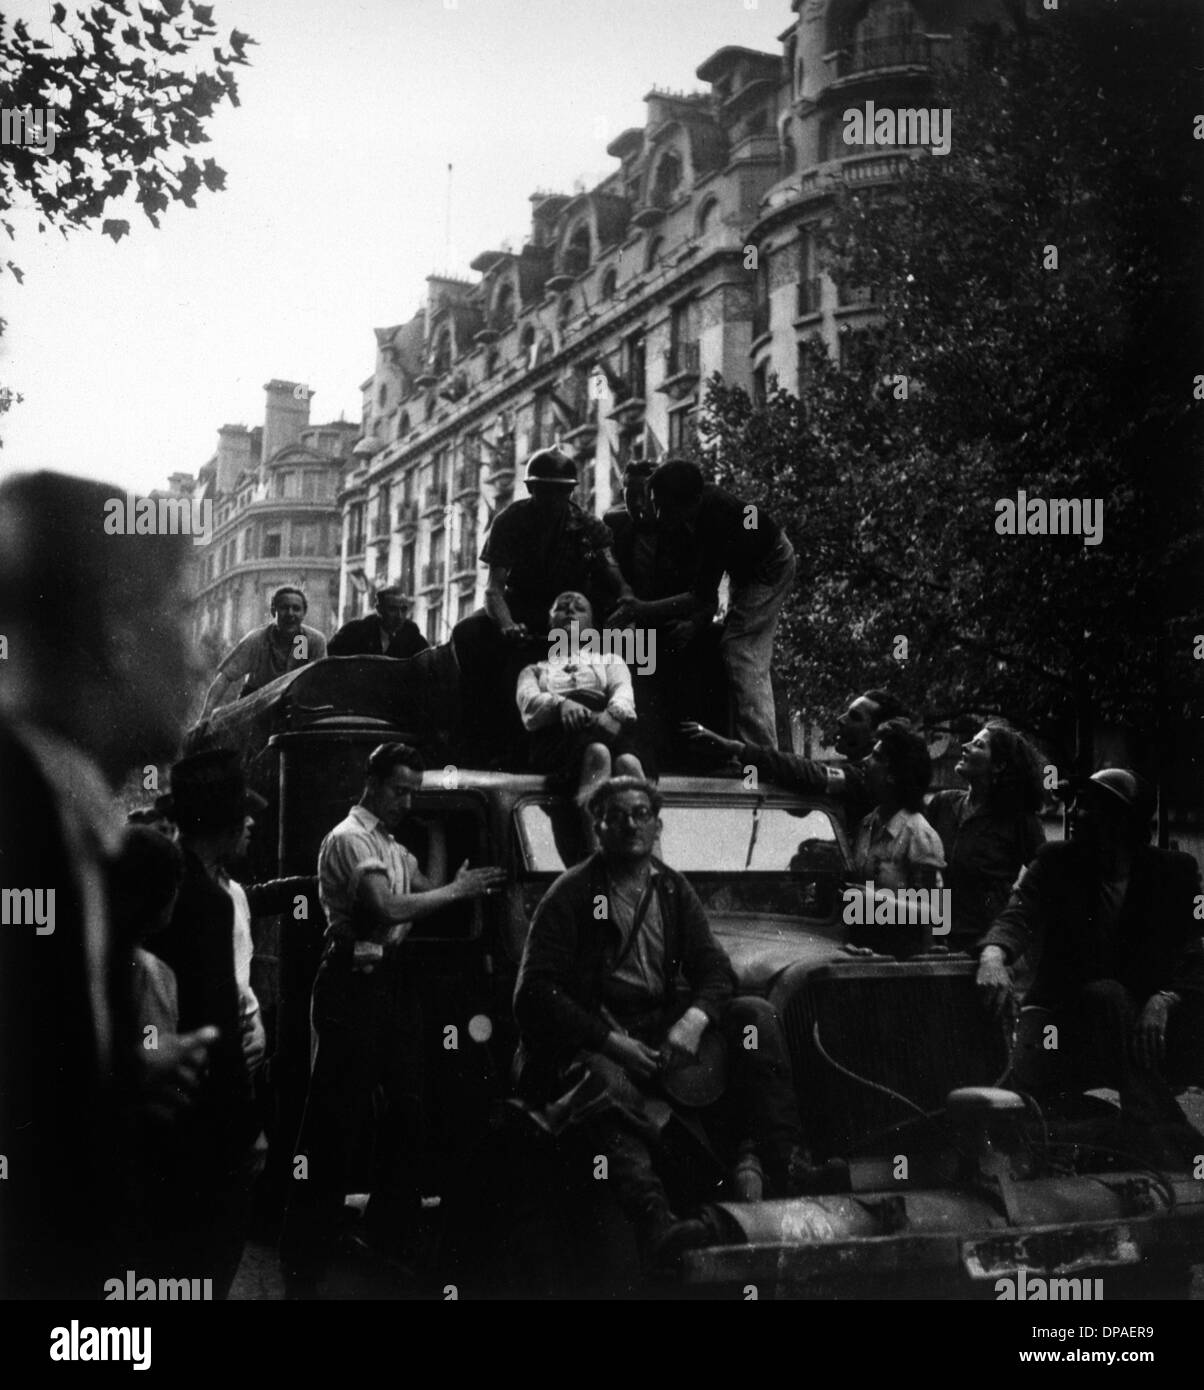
top-left (780, 962), bottom-right (1009, 1160)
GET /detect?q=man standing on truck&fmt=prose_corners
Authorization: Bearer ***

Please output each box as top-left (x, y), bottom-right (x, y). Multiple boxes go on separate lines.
top-left (280, 742), bottom-right (506, 1294)
top-left (612, 459), bottom-right (795, 749)
top-left (200, 586), bottom-right (327, 715)
top-left (976, 767), bottom-right (1204, 1163)
top-left (514, 776), bottom-right (809, 1272)
top-left (452, 448), bottom-right (636, 766)
top-left (684, 688), bottom-right (909, 832)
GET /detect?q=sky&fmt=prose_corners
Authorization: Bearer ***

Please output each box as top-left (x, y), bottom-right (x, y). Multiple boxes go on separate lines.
top-left (0, 0), bottom-right (789, 492)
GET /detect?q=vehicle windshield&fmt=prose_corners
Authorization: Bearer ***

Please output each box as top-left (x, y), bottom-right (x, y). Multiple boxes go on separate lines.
top-left (514, 799), bottom-right (846, 919)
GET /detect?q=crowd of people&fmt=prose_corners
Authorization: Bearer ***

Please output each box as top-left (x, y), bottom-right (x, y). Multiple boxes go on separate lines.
top-left (1, 462), bottom-right (1202, 1303)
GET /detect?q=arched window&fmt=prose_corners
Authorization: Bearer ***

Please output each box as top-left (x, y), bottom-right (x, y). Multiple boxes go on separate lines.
top-left (645, 235), bottom-right (664, 272)
top-left (695, 198), bottom-right (718, 235)
top-left (432, 330), bottom-right (452, 375)
top-left (558, 295), bottom-right (573, 333)
top-left (650, 151), bottom-right (682, 208)
top-left (398, 411), bottom-right (411, 438)
top-left (601, 266), bottom-right (618, 300)
top-left (564, 222), bottom-right (591, 276)
top-left (519, 324), bottom-right (536, 363)
top-left (377, 382), bottom-right (389, 409)
top-left (494, 281), bottom-right (516, 330)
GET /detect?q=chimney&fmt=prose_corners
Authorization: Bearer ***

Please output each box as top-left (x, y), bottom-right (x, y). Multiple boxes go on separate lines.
top-left (215, 425), bottom-right (253, 494)
top-left (262, 379), bottom-right (312, 463)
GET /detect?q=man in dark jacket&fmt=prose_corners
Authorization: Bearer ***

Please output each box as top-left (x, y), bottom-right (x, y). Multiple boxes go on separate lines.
top-left (976, 768), bottom-right (1204, 1153)
top-left (684, 688), bottom-right (908, 833)
top-left (146, 749), bottom-right (270, 1297)
top-left (514, 776), bottom-right (805, 1267)
top-left (0, 471), bottom-right (206, 1300)
top-left (329, 585), bottom-right (429, 660)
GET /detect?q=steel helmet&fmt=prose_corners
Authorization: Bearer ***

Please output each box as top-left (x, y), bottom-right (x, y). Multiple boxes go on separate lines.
top-left (524, 448), bottom-right (578, 488)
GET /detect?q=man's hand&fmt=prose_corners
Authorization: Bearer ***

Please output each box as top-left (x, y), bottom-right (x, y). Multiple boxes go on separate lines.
top-left (450, 859), bottom-right (508, 900)
top-left (501, 622), bottom-right (531, 643)
top-left (976, 946), bottom-right (1014, 1020)
top-left (241, 1007), bottom-right (267, 1074)
top-left (662, 617), bottom-right (702, 654)
top-left (610, 598), bottom-right (646, 628)
top-left (663, 1007), bottom-right (709, 1063)
top-left (138, 1025), bottom-right (219, 1123)
top-left (681, 722), bottom-right (741, 760)
top-left (560, 701), bottom-right (590, 731)
top-left (1133, 992), bottom-right (1174, 1069)
top-left (603, 1030), bottom-right (661, 1082)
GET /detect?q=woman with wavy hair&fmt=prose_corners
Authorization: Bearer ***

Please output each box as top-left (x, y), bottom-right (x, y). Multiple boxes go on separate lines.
top-left (926, 720), bottom-right (1046, 951)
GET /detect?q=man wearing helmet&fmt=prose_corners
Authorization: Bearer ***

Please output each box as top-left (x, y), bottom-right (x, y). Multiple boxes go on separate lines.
top-left (976, 767), bottom-right (1204, 1162)
top-left (452, 448), bottom-right (635, 766)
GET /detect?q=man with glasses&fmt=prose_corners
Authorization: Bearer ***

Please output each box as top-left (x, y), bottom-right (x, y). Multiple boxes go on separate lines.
top-left (513, 776), bottom-right (808, 1271)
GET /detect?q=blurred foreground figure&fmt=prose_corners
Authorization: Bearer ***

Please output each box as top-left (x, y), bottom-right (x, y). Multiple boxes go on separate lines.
top-left (977, 769), bottom-right (1204, 1165)
top-left (0, 471), bottom-right (203, 1299)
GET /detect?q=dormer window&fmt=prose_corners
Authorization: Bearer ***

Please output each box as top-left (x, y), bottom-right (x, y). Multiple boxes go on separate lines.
top-left (563, 223), bottom-right (591, 276)
top-left (432, 329), bottom-right (452, 375)
top-left (651, 151), bottom-right (683, 208)
top-left (494, 281), bottom-right (516, 330)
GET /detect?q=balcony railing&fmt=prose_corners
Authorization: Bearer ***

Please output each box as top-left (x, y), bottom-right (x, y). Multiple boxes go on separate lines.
top-left (452, 545), bottom-right (478, 575)
top-left (831, 34), bottom-right (932, 78)
top-left (423, 484), bottom-right (447, 512)
top-left (664, 341), bottom-right (700, 379)
top-left (395, 500), bottom-right (420, 529)
top-left (421, 560), bottom-right (446, 589)
top-left (797, 276), bottom-right (823, 316)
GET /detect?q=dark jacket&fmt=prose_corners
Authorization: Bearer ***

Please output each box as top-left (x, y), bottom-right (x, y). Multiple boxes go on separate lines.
top-left (328, 613), bottom-right (429, 660)
top-left (0, 722), bottom-right (126, 1298)
top-left (514, 852), bottom-right (735, 1080)
top-left (979, 841), bottom-right (1204, 1009)
top-left (147, 850), bottom-right (258, 1170)
top-left (740, 745), bottom-right (874, 832)
top-left (926, 789), bottom-right (1045, 946)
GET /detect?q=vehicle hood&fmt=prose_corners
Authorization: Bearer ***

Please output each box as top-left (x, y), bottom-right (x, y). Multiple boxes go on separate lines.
top-left (709, 913), bottom-right (844, 993)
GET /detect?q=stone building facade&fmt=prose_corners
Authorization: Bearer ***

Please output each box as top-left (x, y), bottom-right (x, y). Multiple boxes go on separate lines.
top-left (342, 0), bottom-right (1000, 643)
top-left (188, 380), bottom-right (358, 663)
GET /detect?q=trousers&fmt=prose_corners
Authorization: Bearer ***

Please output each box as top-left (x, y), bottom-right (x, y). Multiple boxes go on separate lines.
top-left (569, 997), bottom-right (804, 1236)
top-left (1013, 979), bottom-right (1204, 1125)
top-left (279, 956), bottom-right (425, 1278)
top-left (722, 534), bottom-right (796, 748)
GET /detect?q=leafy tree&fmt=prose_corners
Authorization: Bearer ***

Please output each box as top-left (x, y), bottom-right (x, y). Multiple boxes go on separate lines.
top-left (0, 1), bottom-right (254, 430)
top-left (703, 0), bottom-right (1203, 770)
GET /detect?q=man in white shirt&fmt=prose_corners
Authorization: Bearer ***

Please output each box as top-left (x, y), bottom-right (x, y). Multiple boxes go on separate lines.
top-left (280, 742), bottom-right (506, 1293)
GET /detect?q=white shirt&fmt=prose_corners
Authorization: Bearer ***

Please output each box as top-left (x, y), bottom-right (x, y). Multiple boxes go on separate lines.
top-left (223, 876), bottom-right (260, 1023)
top-left (516, 653), bottom-right (637, 731)
top-left (318, 803), bottom-right (418, 942)
top-left (853, 807), bottom-right (946, 890)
